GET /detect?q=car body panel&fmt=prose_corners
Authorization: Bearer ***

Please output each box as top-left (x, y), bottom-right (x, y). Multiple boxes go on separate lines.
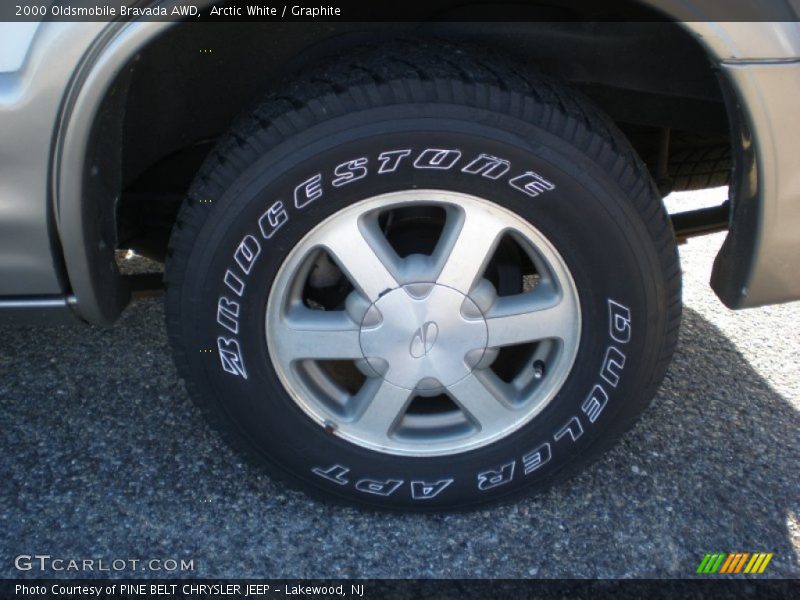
top-left (0, 23), bottom-right (102, 300)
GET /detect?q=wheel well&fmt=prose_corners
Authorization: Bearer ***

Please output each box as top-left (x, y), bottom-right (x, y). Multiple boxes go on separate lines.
top-left (82, 19), bottom-right (731, 288)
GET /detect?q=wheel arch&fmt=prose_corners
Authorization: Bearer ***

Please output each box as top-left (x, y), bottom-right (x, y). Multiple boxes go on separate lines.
top-left (53, 20), bottom-right (176, 325)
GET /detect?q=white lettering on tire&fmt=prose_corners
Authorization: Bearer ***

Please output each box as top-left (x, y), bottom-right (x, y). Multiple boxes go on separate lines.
top-left (413, 148), bottom-right (462, 170)
top-left (216, 297), bottom-right (240, 335)
top-left (410, 479), bottom-right (453, 500)
top-left (332, 157), bottom-right (369, 187)
top-left (522, 442), bottom-right (551, 475)
top-left (217, 337), bottom-right (248, 379)
top-left (608, 299), bottom-right (632, 343)
top-left (461, 153), bottom-right (511, 179)
top-left (477, 461), bottom-right (516, 491)
top-left (311, 464), bottom-right (350, 485)
top-left (233, 235), bottom-right (261, 275)
top-left (377, 149), bottom-right (411, 174)
top-left (259, 200), bottom-right (289, 239)
top-left (600, 347), bottom-right (626, 388)
top-left (294, 174), bottom-right (324, 208)
top-left (224, 270), bottom-right (245, 297)
top-left (355, 478), bottom-right (404, 497)
top-left (508, 171), bottom-right (556, 198)
top-left (580, 384), bottom-right (609, 424)
top-left (554, 416), bottom-right (584, 443)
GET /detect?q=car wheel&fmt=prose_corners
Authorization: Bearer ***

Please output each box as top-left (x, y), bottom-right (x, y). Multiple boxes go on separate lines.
top-left (165, 43), bottom-right (681, 510)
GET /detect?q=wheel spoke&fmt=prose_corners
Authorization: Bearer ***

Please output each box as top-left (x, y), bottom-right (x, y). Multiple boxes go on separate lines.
top-left (447, 372), bottom-right (512, 430)
top-left (485, 295), bottom-right (574, 347)
top-left (275, 309), bottom-right (362, 361)
top-left (317, 217), bottom-right (398, 301)
top-left (435, 205), bottom-right (508, 293)
top-left (353, 379), bottom-right (413, 437)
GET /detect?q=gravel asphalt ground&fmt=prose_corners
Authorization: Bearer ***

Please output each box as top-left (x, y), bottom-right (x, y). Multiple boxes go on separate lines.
top-left (1, 189), bottom-right (798, 579)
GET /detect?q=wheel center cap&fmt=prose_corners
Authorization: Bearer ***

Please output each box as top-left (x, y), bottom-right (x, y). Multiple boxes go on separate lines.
top-left (359, 283), bottom-right (488, 391)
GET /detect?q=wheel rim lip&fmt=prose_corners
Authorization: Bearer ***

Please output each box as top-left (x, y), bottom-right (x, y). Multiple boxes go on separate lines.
top-left (265, 190), bottom-right (581, 457)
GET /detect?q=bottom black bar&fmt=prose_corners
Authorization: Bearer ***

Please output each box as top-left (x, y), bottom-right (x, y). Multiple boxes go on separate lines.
top-left (1, 579), bottom-right (798, 600)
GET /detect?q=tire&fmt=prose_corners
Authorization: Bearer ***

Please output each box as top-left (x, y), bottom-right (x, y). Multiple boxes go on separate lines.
top-left (669, 145), bottom-right (731, 192)
top-left (165, 42), bottom-right (681, 510)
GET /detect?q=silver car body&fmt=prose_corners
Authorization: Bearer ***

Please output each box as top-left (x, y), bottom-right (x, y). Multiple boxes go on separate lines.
top-left (1, 8), bottom-right (799, 325)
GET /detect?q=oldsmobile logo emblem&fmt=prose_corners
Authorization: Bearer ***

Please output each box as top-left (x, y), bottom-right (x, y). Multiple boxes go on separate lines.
top-left (410, 321), bottom-right (439, 358)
